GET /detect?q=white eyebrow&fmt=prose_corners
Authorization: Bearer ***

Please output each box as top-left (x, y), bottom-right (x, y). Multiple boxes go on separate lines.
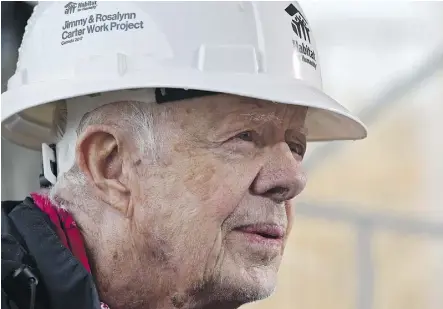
top-left (238, 113), bottom-right (282, 123)
top-left (238, 113), bottom-right (308, 136)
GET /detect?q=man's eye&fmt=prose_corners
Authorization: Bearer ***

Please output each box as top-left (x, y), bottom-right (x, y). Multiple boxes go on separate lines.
top-left (235, 131), bottom-right (254, 142)
top-left (289, 142), bottom-right (305, 156)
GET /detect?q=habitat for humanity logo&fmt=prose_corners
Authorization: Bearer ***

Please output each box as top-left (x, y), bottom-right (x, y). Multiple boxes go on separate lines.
top-left (285, 3), bottom-right (317, 69)
top-left (64, 1), bottom-right (97, 15)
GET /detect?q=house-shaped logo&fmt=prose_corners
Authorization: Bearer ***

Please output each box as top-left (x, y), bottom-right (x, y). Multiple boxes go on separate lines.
top-left (285, 4), bottom-right (311, 44)
top-left (64, 2), bottom-right (77, 15)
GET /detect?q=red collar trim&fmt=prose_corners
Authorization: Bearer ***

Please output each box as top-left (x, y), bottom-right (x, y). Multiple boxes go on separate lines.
top-left (30, 192), bottom-right (92, 273)
top-left (31, 193), bottom-right (111, 308)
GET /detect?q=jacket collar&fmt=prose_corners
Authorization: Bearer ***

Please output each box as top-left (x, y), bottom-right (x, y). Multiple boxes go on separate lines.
top-left (7, 196), bottom-right (102, 309)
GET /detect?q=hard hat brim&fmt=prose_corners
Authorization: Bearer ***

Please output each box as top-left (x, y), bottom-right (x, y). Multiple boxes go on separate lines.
top-left (1, 68), bottom-right (367, 149)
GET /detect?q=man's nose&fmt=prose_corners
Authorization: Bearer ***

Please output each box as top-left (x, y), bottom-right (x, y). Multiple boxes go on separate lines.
top-left (250, 143), bottom-right (306, 203)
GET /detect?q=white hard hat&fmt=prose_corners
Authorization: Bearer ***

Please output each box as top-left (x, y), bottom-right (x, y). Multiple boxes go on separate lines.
top-left (2, 1), bottom-right (367, 153)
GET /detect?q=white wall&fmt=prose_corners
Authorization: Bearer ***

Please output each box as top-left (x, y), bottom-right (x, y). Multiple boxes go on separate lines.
top-left (1, 138), bottom-right (42, 200)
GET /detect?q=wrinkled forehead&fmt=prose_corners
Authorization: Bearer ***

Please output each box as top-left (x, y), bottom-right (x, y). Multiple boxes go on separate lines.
top-left (174, 94), bottom-right (308, 129)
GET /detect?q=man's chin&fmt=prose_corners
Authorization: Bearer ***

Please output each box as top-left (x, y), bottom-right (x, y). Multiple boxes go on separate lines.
top-left (215, 265), bottom-right (279, 305)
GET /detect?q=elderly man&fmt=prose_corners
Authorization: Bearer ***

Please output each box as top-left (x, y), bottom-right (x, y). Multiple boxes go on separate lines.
top-left (1, 2), bottom-right (366, 309)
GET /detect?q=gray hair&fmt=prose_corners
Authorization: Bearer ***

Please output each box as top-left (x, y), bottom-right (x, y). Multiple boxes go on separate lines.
top-left (49, 99), bottom-right (161, 210)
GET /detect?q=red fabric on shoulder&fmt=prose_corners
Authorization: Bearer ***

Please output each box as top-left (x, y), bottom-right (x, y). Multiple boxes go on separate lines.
top-left (30, 193), bottom-right (91, 273)
top-left (30, 193), bottom-right (110, 309)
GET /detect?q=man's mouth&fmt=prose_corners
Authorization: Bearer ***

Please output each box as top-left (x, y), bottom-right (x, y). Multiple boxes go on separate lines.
top-left (234, 224), bottom-right (285, 242)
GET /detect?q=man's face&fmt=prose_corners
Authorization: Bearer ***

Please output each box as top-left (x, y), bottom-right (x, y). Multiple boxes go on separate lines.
top-left (112, 94), bottom-right (307, 306)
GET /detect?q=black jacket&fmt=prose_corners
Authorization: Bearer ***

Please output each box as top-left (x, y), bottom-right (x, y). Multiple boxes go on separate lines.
top-left (1, 198), bottom-right (101, 309)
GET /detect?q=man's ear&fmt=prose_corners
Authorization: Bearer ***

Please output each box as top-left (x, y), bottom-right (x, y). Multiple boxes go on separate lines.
top-left (76, 125), bottom-right (130, 216)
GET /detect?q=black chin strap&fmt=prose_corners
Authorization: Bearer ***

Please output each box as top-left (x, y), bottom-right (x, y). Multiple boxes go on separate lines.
top-left (155, 88), bottom-right (219, 104)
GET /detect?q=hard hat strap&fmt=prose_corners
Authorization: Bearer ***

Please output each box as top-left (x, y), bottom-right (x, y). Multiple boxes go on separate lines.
top-left (41, 143), bottom-right (57, 187)
top-left (155, 88), bottom-right (219, 104)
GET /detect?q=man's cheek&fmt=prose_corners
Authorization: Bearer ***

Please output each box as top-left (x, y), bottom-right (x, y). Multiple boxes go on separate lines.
top-left (210, 181), bottom-right (248, 223)
top-left (213, 160), bottom-right (261, 198)
top-left (183, 163), bottom-right (217, 201)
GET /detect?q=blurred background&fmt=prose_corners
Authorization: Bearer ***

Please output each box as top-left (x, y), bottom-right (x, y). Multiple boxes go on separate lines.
top-left (2, 2), bottom-right (443, 309)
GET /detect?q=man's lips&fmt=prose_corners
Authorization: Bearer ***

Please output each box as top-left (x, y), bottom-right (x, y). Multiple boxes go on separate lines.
top-left (234, 223), bottom-right (285, 240)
